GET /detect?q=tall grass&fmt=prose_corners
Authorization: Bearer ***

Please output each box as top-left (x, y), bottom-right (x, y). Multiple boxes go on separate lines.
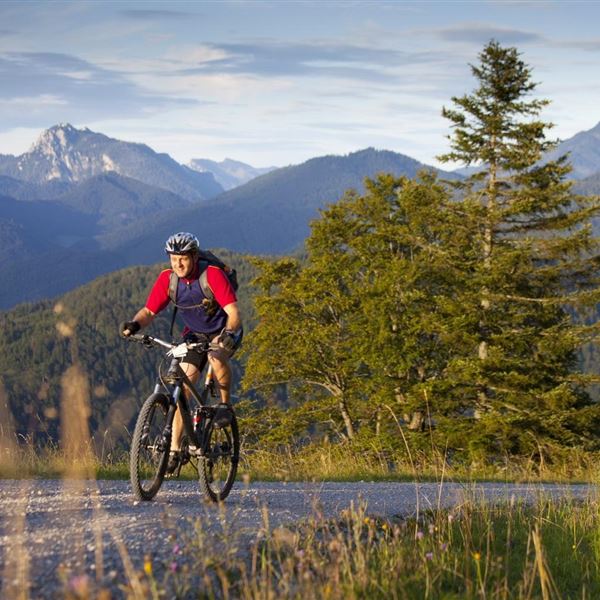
top-left (79, 496), bottom-right (599, 599)
top-left (2, 438), bottom-right (599, 484)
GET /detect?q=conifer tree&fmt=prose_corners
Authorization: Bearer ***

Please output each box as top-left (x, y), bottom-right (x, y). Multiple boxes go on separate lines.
top-left (437, 41), bottom-right (600, 456)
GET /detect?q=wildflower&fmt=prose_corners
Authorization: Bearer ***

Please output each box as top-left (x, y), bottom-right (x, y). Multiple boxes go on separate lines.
top-left (425, 552), bottom-right (434, 561)
top-left (381, 523), bottom-right (388, 531)
top-left (69, 575), bottom-right (90, 596)
top-left (448, 514), bottom-right (454, 523)
top-left (170, 561), bottom-right (178, 573)
top-left (428, 524), bottom-right (435, 534)
top-left (173, 544), bottom-right (181, 554)
top-left (416, 531), bottom-right (424, 540)
top-left (364, 517), bottom-right (371, 526)
top-left (473, 552), bottom-right (481, 561)
top-left (143, 555), bottom-right (152, 576)
top-left (440, 542), bottom-right (448, 552)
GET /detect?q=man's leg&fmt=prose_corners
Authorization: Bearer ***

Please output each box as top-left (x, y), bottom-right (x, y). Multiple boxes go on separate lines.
top-left (207, 348), bottom-right (232, 404)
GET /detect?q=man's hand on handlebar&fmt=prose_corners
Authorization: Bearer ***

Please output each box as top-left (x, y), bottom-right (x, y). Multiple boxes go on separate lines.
top-left (218, 329), bottom-right (237, 352)
top-left (120, 320), bottom-right (141, 338)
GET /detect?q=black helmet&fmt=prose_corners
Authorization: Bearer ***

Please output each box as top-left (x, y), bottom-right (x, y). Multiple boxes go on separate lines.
top-left (165, 232), bottom-right (199, 255)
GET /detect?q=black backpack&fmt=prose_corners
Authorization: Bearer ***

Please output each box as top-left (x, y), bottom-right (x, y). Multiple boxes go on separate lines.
top-left (168, 250), bottom-right (238, 336)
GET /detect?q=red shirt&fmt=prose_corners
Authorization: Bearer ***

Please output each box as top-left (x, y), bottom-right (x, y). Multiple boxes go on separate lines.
top-left (146, 265), bottom-right (237, 315)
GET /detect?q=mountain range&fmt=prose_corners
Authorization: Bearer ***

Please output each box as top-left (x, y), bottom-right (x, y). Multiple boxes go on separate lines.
top-left (0, 123), bottom-right (222, 202)
top-left (1, 121), bottom-right (600, 309)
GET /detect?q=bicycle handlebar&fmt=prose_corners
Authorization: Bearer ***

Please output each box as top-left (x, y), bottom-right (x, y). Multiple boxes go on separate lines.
top-left (127, 333), bottom-right (219, 354)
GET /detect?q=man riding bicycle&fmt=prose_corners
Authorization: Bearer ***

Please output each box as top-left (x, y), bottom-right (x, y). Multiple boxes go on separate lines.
top-left (120, 232), bottom-right (243, 474)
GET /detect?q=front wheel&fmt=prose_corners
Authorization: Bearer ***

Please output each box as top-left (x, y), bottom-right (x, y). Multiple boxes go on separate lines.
top-left (130, 393), bottom-right (171, 501)
top-left (198, 411), bottom-right (240, 502)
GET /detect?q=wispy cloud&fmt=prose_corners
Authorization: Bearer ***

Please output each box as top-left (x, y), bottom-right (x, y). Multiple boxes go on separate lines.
top-left (433, 23), bottom-right (543, 45)
top-left (172, 39), bottom-right (443, 83)
top-left (0, 51), bottom-right (200, 131)
top-left (119, 9), bottom-right (196, 20)
top-left (554, 38), bottom-right (600, 52)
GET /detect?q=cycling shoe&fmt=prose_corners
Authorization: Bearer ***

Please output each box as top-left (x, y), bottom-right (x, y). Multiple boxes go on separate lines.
top-left (165, 451), bottom-right (181, 476)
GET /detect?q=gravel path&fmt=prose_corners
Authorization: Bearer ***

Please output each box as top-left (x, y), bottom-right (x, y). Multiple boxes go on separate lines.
top-left (0, 479), bottom-right (595, 598)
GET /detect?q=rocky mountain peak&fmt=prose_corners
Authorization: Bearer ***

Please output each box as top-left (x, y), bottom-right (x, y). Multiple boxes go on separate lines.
top-left (30, 123), bottom-right (83, 155)
top-left (0, 124), bottom-right (222, 199)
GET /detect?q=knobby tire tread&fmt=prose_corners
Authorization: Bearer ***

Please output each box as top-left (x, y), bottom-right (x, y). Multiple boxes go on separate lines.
top-left (130, 393), bottom-right (170, 501)
top-left (198, 411), bottom-right (240, 503)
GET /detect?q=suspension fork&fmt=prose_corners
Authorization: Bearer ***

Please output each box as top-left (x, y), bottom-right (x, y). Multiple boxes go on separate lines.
top-left (161, 401), bottom-right (178, 451)
top-left (170, 384), bottom-right (200, 448)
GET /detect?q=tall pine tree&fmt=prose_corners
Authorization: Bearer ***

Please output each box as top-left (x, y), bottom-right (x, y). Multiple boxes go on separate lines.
top-left (437, 41), bottom-right (600, 457)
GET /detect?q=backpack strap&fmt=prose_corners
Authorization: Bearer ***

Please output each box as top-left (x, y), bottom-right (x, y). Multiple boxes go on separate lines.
top-left (198, 260), bottom-right (214, 301)
top-left (168, 271), bottom-right (178, 303)
top-left (168, 271), bottom-right (179, 339)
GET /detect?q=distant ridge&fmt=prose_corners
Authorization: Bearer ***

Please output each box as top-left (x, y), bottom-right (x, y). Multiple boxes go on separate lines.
top-left (545, 121), bottom-right (600, 179)
top-left (108, 147), bottom-right (461, 261)
top-left (189, 157), bottom-right (277, 190)
top-left (453, 120), bottom-right (600, 180)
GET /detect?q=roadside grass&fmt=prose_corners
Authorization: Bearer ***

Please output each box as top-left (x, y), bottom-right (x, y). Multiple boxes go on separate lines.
top-left (60, 495), bottom-right (600, 599)
top-left (1, 439), bottom-right (599, 484)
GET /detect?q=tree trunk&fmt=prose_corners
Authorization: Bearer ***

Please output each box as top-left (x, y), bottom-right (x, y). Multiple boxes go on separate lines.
top-left (338, 396), bottom-right (355, 439)
top-left (408, 411), bottom-right (425, 432)
top-left (477, 157), bottom-right (496, 406)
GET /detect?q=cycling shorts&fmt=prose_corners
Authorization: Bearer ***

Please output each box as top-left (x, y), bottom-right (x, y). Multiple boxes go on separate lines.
top-left (181, 329), bottom-right (243, 370)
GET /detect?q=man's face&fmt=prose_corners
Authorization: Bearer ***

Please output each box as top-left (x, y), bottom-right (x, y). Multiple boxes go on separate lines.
top-left (170, 253), bottom-right (195, 278)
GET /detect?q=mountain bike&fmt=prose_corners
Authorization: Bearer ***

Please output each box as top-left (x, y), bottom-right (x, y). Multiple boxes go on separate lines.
top-left (125, 333), bottom-right (239, 503)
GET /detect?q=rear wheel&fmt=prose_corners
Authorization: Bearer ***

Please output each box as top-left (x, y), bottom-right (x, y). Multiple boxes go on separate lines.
top-left (130, 393), bottom-right (171, 501)
top-left (198, 411), bottom-right (239, 502)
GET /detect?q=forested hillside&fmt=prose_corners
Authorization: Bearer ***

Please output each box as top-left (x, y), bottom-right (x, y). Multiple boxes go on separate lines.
top-left (0, 251), bottom-right (258, 452)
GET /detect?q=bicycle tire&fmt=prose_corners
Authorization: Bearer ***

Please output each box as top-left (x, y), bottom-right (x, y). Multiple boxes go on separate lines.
top-left (130, 393), bottom-right (171, 501)
top-left (198, 411), bottom-right (240, 502)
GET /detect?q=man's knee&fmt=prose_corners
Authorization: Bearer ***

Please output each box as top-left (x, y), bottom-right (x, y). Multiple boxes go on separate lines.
top-left (208, 348), bottom-right (231, 369)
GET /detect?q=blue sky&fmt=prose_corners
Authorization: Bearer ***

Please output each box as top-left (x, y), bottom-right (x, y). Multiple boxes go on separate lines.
top-left (1, 0), bottom-right (599, 168)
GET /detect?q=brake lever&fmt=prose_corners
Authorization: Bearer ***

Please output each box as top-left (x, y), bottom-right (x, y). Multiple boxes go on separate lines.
top-left (141, 335), bottom-right (154, 348)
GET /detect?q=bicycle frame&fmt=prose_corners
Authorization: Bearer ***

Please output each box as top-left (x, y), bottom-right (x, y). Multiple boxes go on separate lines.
top-left (142, 336), bottom-right (217, 454)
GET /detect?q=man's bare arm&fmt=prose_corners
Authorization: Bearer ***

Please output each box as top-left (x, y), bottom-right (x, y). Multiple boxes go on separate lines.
top-left (132, 307), bottom-right (156, 329)
top-left (222, 302), bottom-right (242, 332)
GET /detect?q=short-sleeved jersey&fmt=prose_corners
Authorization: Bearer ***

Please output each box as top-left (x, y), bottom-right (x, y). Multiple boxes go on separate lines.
top-left (146, 263), bottom-right (237, 334)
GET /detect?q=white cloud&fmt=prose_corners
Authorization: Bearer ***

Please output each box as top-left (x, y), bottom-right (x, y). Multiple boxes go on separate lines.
top-left (0, 94), bottom-right (67, 107)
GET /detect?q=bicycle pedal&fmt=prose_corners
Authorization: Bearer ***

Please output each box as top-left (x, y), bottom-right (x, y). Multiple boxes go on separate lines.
top-left (166, 463), bottom-right (183, 479)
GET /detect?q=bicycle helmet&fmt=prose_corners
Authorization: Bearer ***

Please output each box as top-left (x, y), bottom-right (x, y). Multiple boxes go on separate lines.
top-left (165, 232), bottom-right (200, 255)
